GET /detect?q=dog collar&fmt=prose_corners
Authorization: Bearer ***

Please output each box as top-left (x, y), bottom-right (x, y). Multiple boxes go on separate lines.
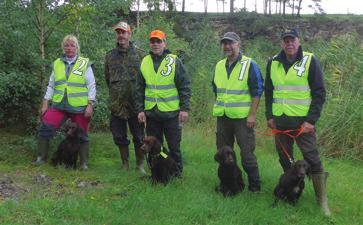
top-left (160, 152), bottom-right (167, 158)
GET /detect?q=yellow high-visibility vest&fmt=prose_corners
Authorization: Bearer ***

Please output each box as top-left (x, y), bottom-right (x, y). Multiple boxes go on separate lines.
top-left (140, 54), bottom-right (179, 112)
top-left (213, 55), bottom-right (252, 119)
top-left (271, 52), bottom-right (313, 116)
top-left (52, 57), bottom-right (89, 107)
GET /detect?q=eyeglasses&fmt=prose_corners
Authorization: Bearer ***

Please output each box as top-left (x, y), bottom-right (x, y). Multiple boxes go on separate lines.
top-left (150, 39), bottom-right (162, 44)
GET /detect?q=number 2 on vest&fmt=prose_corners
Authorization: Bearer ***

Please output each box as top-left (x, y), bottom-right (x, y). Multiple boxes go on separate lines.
top-left (293, 55), bottom-right (309, 77)
top-left (73, 59), bottom-right (86, 76)
top-left (238, 60), bottom-right (249, 80)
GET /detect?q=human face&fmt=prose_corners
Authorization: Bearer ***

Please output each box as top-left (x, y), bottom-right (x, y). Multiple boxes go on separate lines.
top-left (281, 36), bottom-right (301, 60)
top-left (149, 38), bottom-right (165, 56)
top-left (63, 40), bottom-right (78, 58)
top-left (116, 29), bottom-right (131, 48)
top-left (222, 40), bottom-right (240, 59)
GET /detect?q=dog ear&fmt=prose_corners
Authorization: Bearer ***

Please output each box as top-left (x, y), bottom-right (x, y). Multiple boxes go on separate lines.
top-left (214, 150), bottom-right (222, 163)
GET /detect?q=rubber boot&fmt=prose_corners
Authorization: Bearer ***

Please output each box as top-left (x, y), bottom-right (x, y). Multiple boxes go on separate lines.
top-left (243, 165), bottom-right (261, 193)
top-left (312, 172), bottom-right (331, 216)
top-left (79, 142), bottom-right (89, 170)
top-left (34, 138), bottom-right (49, 165)
top-left (119, 146), bottom-right (129, 170)
top-left (135, 147), bottom-right (146, 175)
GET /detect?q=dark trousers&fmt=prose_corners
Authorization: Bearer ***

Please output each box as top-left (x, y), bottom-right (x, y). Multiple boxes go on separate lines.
top-left (146, 116), bottom-right (183, 172)
top-left (216, 116), bottom-right (261, 189)
top-left (110, 115), bottom-right (144, 149)
top-left (275, 132), bottom-right (323, 174)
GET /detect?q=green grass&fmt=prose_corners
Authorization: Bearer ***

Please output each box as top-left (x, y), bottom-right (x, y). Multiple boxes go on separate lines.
top-left (0, 127), bottom-right (362, 225)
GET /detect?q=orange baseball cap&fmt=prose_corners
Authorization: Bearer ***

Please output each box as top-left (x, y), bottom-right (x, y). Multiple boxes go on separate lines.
top-left (113, 21), bottom-right (131, 33)
top-left (150, 30), bottom-right (166, 40)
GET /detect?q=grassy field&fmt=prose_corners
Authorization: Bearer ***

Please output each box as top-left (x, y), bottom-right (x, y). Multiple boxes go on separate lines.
top-left (0, 127), bottom-right (362, 225)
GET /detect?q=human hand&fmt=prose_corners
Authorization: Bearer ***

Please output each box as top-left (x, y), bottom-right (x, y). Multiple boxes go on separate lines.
top-left (40, 100), bottom-right (49, 116)
top-left (179, 111), bottom-right (188, 123)
top-left (301, 122), bottom-right (315, 134)
top-left (247, 114), bottom-right (256, 128)
top-left (267, 118), bottom-right (276, 129)
top-left (138, 112), bottom-right (146, 123)
top-left (84, 104), bottom-right (93, 118)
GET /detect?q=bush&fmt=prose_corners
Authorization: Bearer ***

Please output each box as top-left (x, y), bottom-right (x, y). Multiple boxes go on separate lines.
top-left (0, 71), bottom-right (42, 131)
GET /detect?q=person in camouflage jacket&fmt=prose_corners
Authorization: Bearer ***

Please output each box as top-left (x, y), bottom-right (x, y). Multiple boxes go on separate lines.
top-left (104, 21), bottom-right (146, 174)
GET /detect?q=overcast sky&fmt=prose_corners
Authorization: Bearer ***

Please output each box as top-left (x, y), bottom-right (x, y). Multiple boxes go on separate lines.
top-left (140, 0), bottom-right (362, 15)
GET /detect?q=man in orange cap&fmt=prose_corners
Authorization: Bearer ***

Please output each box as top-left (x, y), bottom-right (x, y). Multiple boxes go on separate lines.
top-left (135, 29), bottom-right (191, 176)
top-left (105, 21), bottom-right (146, 174)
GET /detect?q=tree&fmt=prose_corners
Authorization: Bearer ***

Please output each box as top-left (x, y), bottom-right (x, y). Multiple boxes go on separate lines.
top-left (230, 0), bottom-right (234, 13)
top-left (296, 0), bottom-right (302, 17)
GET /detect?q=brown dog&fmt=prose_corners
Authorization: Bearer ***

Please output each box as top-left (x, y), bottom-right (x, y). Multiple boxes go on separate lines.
top-left (214, 146), bottom-right (245, 196)
top-left (140, 136), bottom-right (179, 184)
top-left (51, 122), bottom-right (83, 169)
top-left (273, 160), bottom-right (311, 207)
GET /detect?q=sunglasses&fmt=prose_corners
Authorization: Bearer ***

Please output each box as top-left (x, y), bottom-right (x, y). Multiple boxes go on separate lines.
top-left (150, 39), bottom-right (163, 44)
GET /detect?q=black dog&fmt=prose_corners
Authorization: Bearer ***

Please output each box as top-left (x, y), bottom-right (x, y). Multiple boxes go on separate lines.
top-left (214, 146), bottom-right (245, 197)
top-left (51, 122), bottom-right (83, 169)
top-left (140, 136), bottom-right (179, 184)
top-left (273, 160), bottom-right (311, 207)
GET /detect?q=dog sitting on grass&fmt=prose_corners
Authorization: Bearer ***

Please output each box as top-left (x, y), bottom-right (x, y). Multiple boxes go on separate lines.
top-left (272, 160), bottom-right (311, 207)
top-left (140, 136), bottom-right (179, 185)
top-left (51, 122), bottom-right (83, 169)
top-left (214, 146), bottom-right (245, 197)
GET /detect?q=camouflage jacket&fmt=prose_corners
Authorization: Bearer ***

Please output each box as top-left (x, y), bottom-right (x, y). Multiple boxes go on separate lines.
top-left (105, 42), bottom-right (145, 118)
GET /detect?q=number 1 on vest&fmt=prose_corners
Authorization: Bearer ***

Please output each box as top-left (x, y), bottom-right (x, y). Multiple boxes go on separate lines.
top-left (238, 60), bottom-right (249, 81)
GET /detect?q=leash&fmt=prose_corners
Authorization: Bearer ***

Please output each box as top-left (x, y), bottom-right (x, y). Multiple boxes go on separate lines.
top-left (264, 127), bottom-right (304, 164)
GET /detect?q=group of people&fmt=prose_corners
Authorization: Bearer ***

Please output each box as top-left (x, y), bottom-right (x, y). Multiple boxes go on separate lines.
top-left (33, 21), bottom-right (330, 215)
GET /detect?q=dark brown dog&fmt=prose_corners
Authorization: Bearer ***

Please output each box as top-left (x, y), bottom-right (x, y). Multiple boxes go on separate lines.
top-left (214, 146), bottom-right (245, 197)
top-left (51, 122), bottom-right (83, 169)
top-left (140, 136), bottom-right (179, 184)
top-left (273, 160), bottom-right (311, 207)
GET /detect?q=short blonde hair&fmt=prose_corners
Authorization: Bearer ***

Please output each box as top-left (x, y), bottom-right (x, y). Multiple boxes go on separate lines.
top-left (62, 35), bottom-right (80, 54)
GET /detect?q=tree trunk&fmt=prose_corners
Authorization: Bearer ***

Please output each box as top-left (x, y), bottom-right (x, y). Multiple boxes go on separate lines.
top-left (244, 0), bottom-right (246, 10)
top-left (255, 0), bottom-right (257, 12)
top-left (230, 0), bottom-right (234, 13)
top-left (204, 0), bottom-right (208, 14)
top-left (182, 0), bottom-right (185, 12)
top-left (297, 0), bottom-right (302, 17)
top-left (35, 0), bottom-right (46, 87)
top-left (136, 0), bottom-right (140, 32)
top-left (292, 0), bottom-right (295, 16)
top-left (283, 0), bottom-right (286, 16)
top-left (269, 0), bottom-right (272, 15)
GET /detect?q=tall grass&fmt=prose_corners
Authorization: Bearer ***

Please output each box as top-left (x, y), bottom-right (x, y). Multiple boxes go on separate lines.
top-left (310, 34), bottom-right (363, 160)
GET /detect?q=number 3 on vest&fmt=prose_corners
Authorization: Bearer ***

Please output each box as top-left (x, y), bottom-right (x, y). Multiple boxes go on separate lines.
top-left (161, 56), bottom-right (174, 76)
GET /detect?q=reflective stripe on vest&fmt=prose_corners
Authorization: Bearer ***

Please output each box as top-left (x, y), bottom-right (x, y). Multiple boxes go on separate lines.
top-left (213, 55), bottom-right (252, 119)
top-left (271, 51), bottom-right (313, 116)
top-left (140, 54), bottom-right (179, 112)
top-left (52, 57), bottom-right (89, 107)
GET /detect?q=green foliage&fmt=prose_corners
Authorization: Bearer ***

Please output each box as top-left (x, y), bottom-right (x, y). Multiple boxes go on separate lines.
top-left (0, 71), bottom-right (42, 130)
top-left (132, 13), bottom-right (189, 53)
top-left (183, 20), bottom-right (220, 123)
top-left (310, 34), bottom-right (363, 159)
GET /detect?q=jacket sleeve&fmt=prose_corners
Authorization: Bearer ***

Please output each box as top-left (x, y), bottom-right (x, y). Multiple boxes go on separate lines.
top-left (306, 56), bottom-right (326, 124)
top-left (175, 58), bottom-right (191, 112)
top-left (264, 59), bottom-right (274, 120)
top-left (135, 69), bottom-right (146, 113)
top-left (247, 60), bottom-right (264, 98)
top-left (104, 54), bottom-right (110, 88)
